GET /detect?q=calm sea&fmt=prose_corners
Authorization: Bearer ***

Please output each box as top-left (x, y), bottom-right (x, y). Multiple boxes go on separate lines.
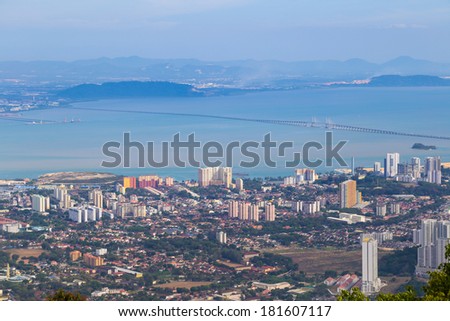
top-left (1, 87), bottom-right (449, 180)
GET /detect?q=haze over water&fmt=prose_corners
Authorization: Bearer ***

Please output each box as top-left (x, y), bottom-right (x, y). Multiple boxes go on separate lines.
top-left (1, 86), bottom-right (450, 180)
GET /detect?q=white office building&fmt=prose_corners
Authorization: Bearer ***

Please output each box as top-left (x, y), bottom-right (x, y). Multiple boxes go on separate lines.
top-left (384, 153), bottom-right (400, 178)
top-left (425, 157), bottom-right (442, 184)
top-left (89, 189), bottom-right (104, 208)
top-left (265, 203), bottom-right (276, 221)
top-left (69, 206), bottom-right (102, 223)
top-left (411, 157), bottom-right (421, 179)
top-left (95, 248), bottom-right (108, 256)
top-left (228, 200), bottom-right (239, 218)
top-left (235, 178), bottom-right (244, 191)
top-left (216, 230), bottom-right (227, 244)
top-left (415, 219), bottom-right (450, 274)
top-left (198, 167), bottom-right (232, 188)
top-left (238, 202), bottom-right (249, 221)
top-left (249, 204), bottom-right (259, 222)
top-left (373, 162), bottom-right (382, 174)
top-left (361, 236), bottom-right (382, 295)
top-left (31, 195), bottom-right (49, 213)
top-left (375, 203), bottom-right (387, 217)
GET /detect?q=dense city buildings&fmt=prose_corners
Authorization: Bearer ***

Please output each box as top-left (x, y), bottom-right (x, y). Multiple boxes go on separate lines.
top-left (284, 168), bottom-right (316, 186)
top-left (138, 175), bottom-right (161, 188)
top-left (0, 151), bottom-right (449, 301)
top-left (198, 167), bottom-right (232, 188)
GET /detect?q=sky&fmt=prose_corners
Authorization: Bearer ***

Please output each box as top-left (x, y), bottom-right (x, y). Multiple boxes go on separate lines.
top-left (0, 0), bottom-right (450, 62)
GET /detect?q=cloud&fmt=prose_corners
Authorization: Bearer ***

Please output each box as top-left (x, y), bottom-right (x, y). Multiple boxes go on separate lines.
top-left (384, 23), bottom-right (428, 29)
top-left (0, 0), bottom-right (252, 28)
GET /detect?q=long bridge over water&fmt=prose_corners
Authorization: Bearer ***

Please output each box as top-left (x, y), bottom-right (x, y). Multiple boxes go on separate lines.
top-left (1, 107), bottom-right (450, 141)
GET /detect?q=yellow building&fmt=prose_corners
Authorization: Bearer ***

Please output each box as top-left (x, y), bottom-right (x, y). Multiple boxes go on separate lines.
top-left (123, 177), bottom-right (136, 189)
top-left (70, 250), bottom-right (82, 261)
top-left (339, 180), bottom-right (358, 208)
top-left (83, 253), bottom-right (104, 267)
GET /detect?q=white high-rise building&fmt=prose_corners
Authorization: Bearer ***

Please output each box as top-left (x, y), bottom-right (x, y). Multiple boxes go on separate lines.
top-left (69, 206), bottom-right (102, 223)
top-left (302, 201), bottom-right (321, 214)
top-left (292, 201), bottom-right (303, 213)
top-left (294, 168), bottom-right (316, 183)
top-left (61, 194), bottom-right (72, 209)
top-left (361, 236), bottom-right (381, 295)
top-left (95, 248), bottom-right (108, 256)
top-left (373, 162), bottom-right (382, 174)
top-left (375, 203), bottom-right (387, 217)
top-left (238, 202), bottom-right (249, 221)
top-left (264, 203), bottom-right (276, 221)
top-left (216, 230), bottom-right (227, 244)
top-left (31, 195), bottom-right (48, 213)
top-left (229, 201), bottom-right (261, 221)
top-left (228, 200), bottom-right (239, 218)
top-left (54, 186), bottom-right (67, 201)
top-left (198, 167), bottom-right (232, 188)
top-left (389, 202), bottom-right (401, 215)
top-left (90, 189), bottom-right (104, 208)
top-left (425, 157), bottom-right (442, 184)
top-left (415, 219), bottom-right (450, 274)
top-left (88, 206), bottom-right (103, 221)
top-left (54, 186), bottom-right (72, 209)
top-left (411, 157), bottom-right (421, 179)
top-left (249, 204), bottom-right (259, 222)
top-left (235, 178), bottom-right (244, 191)
top-left (384, 153), bottom-right (400, 178)
top-left (69, 208), bottom-right (87, 223)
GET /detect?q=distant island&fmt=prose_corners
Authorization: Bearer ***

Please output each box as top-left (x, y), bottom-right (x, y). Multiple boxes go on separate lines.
top-left (55, 75), bottom-right (450, 102)
top-left (37, 172), bottom-right (119, 184)
top-left (412, 143), bottom-right (437, 150)
top-left (58, 81), bottom-right (204, 99)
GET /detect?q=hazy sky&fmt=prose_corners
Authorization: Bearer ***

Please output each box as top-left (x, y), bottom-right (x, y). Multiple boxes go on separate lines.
top-left (1, 0), bottom-right (449, 62)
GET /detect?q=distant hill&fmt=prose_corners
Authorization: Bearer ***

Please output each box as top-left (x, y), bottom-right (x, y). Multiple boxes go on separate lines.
top-left (367, 75), bottom-right (450, 87)
top-left (59, 81), bottom-right (203, 99)
top-left (2, 56), bottom-right (450, 87)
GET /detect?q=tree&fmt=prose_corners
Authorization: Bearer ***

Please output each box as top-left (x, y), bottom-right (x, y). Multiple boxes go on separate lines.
top-left (47, 289), bottom-right (87, 301)
top-left (377, 287), bottom-right (419, 301)
top-left (423, 245), bottom-right (450, 300)
top-left (337, 288), bottom-right (368, 301)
